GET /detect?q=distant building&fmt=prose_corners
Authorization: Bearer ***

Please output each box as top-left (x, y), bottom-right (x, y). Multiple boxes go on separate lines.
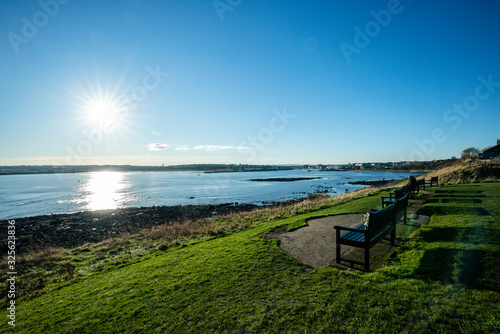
top-left (481, 139), bottom-right (500, 159)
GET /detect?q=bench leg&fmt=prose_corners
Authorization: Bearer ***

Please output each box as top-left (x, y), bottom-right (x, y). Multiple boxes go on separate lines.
top-left (364, 247), bottom-right (369, 271)
top-left (336, 232), bottom-right (341, 264)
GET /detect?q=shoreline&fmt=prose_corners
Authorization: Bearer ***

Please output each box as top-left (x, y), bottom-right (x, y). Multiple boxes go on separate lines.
top-left (0, 178), bottom-right (404, 253)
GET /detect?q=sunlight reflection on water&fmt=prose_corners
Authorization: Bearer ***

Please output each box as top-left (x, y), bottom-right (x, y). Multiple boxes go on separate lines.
top-left (78, 172), bottom-right (131, 210)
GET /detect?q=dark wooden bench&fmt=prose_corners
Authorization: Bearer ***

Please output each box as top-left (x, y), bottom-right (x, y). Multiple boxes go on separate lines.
top-left (409, 178), bottom-right (426, 196)
top-left (381, 187), bottom-right (407, 207)
top-left (377, 193), bottom-right (408, 221)
top-left (425, 176), bottom-right (438, 188)
top-left (335, 200), bottom-right (402, 271)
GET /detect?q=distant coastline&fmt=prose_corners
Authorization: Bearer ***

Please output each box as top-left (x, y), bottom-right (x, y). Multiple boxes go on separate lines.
top-left (0, 164), bottom-right (294, 175)
top-left (0, 169), bottom-right (427, 176)
top-left (0, 159), bottom-right (456, 175)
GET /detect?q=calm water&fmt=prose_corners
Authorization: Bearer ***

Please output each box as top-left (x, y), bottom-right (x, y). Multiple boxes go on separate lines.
top-left (0, 170), bottom-right (422, 220)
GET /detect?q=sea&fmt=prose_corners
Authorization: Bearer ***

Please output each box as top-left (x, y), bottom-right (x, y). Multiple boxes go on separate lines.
top-left (0, 170), bottom-right (423, 220)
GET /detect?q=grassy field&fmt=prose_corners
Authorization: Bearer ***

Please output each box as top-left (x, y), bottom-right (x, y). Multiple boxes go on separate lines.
top-left (2, 183), bottom-right (499, 333)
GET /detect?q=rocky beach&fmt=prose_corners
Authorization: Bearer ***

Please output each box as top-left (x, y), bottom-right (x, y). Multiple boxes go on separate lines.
top-left (1, 203), bottom-right (260, 253)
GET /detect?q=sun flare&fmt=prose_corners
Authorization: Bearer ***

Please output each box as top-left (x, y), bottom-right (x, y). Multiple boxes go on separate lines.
top-left (76, 85), bottom-right (129, 135)
top-left (70, 74), bottom-right (135, 140)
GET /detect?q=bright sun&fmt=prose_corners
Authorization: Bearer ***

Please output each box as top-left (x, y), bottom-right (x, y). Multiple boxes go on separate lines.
top-left (83, 97), bottom-right (123, 133)
top-left (87, 99), bottom-right (118, 122)
top-left (73, 77), bottom-right (130, 136)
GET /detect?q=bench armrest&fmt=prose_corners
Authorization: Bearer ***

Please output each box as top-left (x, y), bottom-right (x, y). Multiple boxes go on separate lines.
top-left (381, 196), bottom-right (396, 203)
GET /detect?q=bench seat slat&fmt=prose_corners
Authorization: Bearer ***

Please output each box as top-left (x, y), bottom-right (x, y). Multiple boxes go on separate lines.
top-left (337, 223), bottom-right (366, 243)
top-left (341, 231), bottom-right (365, 243)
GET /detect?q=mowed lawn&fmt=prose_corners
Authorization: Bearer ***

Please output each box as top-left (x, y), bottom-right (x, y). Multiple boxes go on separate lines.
top-left (3, 183), bottom-right (499, 333)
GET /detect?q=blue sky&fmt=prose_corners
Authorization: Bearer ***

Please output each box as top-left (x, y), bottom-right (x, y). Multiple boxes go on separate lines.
top-left (1, 0), bottom-right (499, 166)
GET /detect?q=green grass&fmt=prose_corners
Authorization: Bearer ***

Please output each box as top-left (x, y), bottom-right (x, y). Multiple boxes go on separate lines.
top-left (0, 189), bottom-right (384, 306)
top-left (2, 184), bottom-right (499, 333)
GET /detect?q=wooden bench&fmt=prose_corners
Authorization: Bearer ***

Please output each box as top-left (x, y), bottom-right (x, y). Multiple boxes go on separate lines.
top-left (426, 176), bottom-right (438, 188)
top-left (335, 201), bottom-right (401, 271)
top-left (381, 187), bottom-right (407, 207)
top-left (377, 193), bottom-right (409, 221)
top-left (410, 178), bottom-right (426, 196)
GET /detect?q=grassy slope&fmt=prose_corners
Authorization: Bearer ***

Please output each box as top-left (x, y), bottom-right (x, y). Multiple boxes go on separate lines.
top-left (3, 184), bottom-right (500, 333)
top-left (422, 159), bottom-right (500, 184)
